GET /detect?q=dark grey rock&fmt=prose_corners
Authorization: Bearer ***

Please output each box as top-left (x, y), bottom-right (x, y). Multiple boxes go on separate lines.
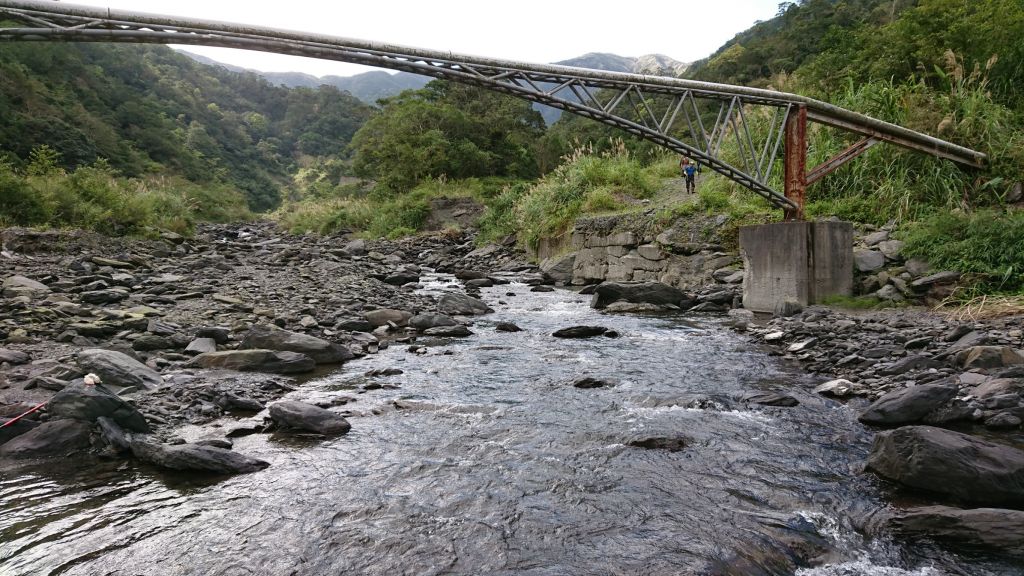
top-left (188, 350), bottom-right (316, 374)
top-left (956, 346), bottom-right (1024, 369)
top-left (495, 322), bottom-right (523, 333)
top-left (409, 313), bottom-right (458, 330)
top-left (423, 325), bottom-right (472, 337)
top-left (269, 401), bottom-right (351, 435)
top-left (0, 419), bottom-right (92, 458)
top-left (80, 288), bottom-right (129, 304)
top-left (185, 337), bottom-right (217, 355)
top-left (77, 348), bottom-right (163, 390)
top-left (0, 417), bottom-right (39, 446)
top-left (878, 354), bottom-right (942, 376)
top-left (866, 426), bottom-right (1024, 507)
top-left (195, 326), bottom-right (231, 344)
top-left (364, 309), bottom-right (413, 327)
top-left (131, 334), bottom-right (174, 351)
top-left (552, 326), bottom-right (609, 338)
top-left (217, 392), bottom-right (265, 412)
top-left (540, 252), bottom-right (576, 284)
top-left (465, 278), bottom-right (494, 288)
top-left (854, 250), bottom-right (886, 272)
top-left (240, 325), bottom-right (353, 364)
top-left (773, 299), bottom-right (803, 317)
top-left (96, 416), bottom-right (131, 454)
top-left (591, 282), bottom-right (693, 310)
top-left (859, 381), bottom-right (958, 426)
top-left (911, 271), bottom-right (961, 289)
top-left (971, 378), bottom-right (1022, 399)
top-left (921, 404), bottom-right (975, 425)
top-left (877, 506), bottom-right (1024, 556)
top-left (336, 318), bottom-right (373, 332)
top-left (572, 377), bottom-right (611, 389)
top-left (530, 285), bottom-right (555, 293)
top-left (985, 413), bottom-right (1022, 429)
top-left (384, 272), bottom-right (420, 286)
top-left (130, 436), bottom-right (269, 474)
top-left (437, 293), bottom-right (493, 316)
top-left (627, 436), bottom-right (688, 452)
top-left (740, 392), bottom-right (799, 407)
top-left (49, 382), bottom-right (151, 432)
top-left (0, 348), bottom-right (30, 365)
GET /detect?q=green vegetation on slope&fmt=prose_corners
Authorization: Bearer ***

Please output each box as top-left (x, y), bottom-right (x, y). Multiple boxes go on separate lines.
top-left (0, 42), bottom-right (371, 211)
top-left (0, 146), bottom-right (251, 234)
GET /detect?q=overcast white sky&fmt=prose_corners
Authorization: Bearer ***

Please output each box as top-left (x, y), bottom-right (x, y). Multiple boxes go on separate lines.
top-left (67, 0), bottom-right (783, 77)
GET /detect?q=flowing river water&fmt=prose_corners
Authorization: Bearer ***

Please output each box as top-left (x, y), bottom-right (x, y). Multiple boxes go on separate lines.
top-left (1, 277), bottom-right (1021, 575)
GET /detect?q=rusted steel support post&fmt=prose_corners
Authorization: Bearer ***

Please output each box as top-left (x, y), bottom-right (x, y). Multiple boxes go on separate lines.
top-left (783, 105), bottom-right (807, 221)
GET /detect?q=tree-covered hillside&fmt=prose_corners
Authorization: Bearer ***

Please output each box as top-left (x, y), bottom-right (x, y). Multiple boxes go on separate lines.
top-left (0, 42), bottom-right (371, 211)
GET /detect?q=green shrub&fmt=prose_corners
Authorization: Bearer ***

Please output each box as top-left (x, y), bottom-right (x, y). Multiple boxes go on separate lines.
top-left (902, 208), bottom-right (1024, 293)
top-left (0, 161), bottom-right (51, 225)
top-left (0, 156), bottom-right (251, 235)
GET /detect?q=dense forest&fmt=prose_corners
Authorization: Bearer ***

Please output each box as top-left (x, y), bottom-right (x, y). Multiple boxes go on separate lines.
top-left (0, 0), bottom-right (1021, 292)
top-left (0, 43), bottom-right (370, 212)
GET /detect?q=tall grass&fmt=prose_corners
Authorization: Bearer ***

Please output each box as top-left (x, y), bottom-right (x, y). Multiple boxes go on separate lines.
top-left (0, 152), bottom-right (252, 234)
top-left (902, 208), bottom-right (1024, 294)
top-left (514, 144), bottom-right (659, 251)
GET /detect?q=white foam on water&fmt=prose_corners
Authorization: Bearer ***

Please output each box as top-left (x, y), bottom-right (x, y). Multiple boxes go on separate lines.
top-left (796, 558), bottom-right (941, 576)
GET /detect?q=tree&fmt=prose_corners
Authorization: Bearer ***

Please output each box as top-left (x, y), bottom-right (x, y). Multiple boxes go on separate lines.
top-left (349, 81), bottom-right (544, 193)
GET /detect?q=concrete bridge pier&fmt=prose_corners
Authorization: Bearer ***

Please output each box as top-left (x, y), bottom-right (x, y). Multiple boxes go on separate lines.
top-left (739, 221), bottom-right (853, 313)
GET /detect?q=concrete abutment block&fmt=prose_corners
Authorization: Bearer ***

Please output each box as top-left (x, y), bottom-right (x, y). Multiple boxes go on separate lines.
top-left (740, 221), bottom-right (852, 313)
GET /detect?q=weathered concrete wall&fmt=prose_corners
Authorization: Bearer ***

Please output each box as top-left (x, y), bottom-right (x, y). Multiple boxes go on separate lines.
top-left (809, 220), bottom-right (854, 302)
top-left (740, 221), bottom-right (852, 312)
top-left (564, 214), bottom-right (742, 290)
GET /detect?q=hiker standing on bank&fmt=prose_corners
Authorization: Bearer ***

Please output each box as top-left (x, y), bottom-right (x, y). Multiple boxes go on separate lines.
top-left (682, 158), bottom-right (698, 194)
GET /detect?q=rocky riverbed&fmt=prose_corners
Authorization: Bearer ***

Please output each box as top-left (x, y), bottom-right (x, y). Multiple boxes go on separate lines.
top-left (2, 222), bottom-right (1024, 568)
top-left (0, 223), bottom-right (530, 463)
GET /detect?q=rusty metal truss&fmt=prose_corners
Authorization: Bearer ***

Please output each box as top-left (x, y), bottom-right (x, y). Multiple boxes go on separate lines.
top-left (0, 0), bottom-right (987, 217)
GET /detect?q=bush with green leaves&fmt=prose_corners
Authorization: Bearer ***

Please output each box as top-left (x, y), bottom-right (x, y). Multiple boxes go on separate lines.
top-left (0, 148), bottom-right (251, 234)
top-left (902, 209), bottom-right (1024, 294)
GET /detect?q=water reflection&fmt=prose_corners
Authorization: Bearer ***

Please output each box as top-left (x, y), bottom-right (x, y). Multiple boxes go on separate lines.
top-left (1, 280), bottom-right (1020, 575)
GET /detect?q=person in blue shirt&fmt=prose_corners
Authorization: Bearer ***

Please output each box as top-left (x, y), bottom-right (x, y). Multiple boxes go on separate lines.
top-left (681, 157), bottom-right (699, 194)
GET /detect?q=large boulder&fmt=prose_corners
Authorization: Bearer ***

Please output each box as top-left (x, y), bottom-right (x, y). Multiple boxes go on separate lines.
top-left (130, 436), bottom-right (269, 474)
top-left (240, 325), bottom-right (353, 364)
top-left (853, 250), bottom-right (886, 272)
top-left (0, 419), bottom-right (92, 458)
top-left (866, 426), bottom-right (1024, 506)
top-left (955, 346), bottom-right (1024, 369)
top-left (0, 348), bottom-right (30, 365)
top-left (423, 325), bottom-right (473, 337)
top-left (77, 348), bottom-right (163, 390)
top-left (552, 326), bottom-right (612, 339)
top-left (269, 401), bottom-right (351, 435)
top-left (408, 313), bottom-right (458, 331)
top-left (49, 382), bottom-right (150, 432)
top-left (0, 417), bottom-right (39, 446)
top-left (2, 275), bottom-right (50, 298)
top-left (437, 293), bottom-right (493, 316)
top-left (874, 506), bottom-right (1024, 555)
top-left (363, 309), bottom-right (413, 327)
top-left (540, 252), bottom-right (577, 284)
top-left (590, 282), bottom-right (694, 310)
top-left (858, 381), bottom-right (958, 426)
top-left (187, 350), bottom-right (316, 374)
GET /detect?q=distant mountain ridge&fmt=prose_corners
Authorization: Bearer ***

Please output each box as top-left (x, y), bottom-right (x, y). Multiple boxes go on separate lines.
top-left (178, 50), bottom-right (689, 108)
top-left (178, 50), bottom-right (430, 104)
top-left (555, 52), bottom-right (690, 76)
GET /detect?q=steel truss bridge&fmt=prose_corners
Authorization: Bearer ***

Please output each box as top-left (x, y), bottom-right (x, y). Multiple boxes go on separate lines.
top-left (0, 0), bottom-right (986, 219)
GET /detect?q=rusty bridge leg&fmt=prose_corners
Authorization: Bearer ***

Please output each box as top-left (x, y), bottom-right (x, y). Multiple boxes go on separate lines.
top-left (783, 104), bottom-right (807, 221)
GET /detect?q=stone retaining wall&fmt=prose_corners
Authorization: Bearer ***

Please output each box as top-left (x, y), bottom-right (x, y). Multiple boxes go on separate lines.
top-left (539, 213), bottom-right (744, 290)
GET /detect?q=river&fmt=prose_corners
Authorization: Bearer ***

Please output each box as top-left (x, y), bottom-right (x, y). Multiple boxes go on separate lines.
top-left (1, 277), bottom-right (1020, 575)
